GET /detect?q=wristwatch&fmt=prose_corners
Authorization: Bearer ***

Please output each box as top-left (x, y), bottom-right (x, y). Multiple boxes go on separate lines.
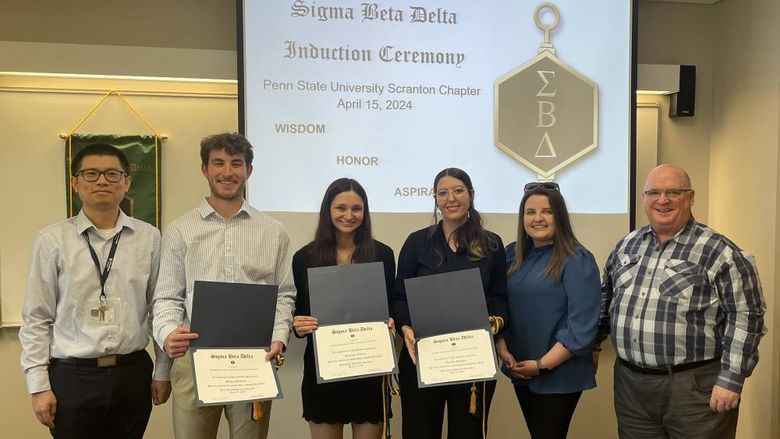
top-left (536, 358), bottom-right (551, 376)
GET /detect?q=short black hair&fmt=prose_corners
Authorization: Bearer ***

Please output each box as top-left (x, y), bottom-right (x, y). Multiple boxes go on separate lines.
top-left (200, 132), bottom-right (254, 166)
top-left (71, 143), bottom-right (130, 175)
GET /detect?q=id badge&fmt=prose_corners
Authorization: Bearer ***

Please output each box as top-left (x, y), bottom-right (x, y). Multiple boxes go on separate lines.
top-left (89, 298), bottom-right (121, 325)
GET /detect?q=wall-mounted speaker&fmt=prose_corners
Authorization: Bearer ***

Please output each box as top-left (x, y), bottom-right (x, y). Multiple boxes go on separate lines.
top-left (669, 65), bottom-right (696, 117)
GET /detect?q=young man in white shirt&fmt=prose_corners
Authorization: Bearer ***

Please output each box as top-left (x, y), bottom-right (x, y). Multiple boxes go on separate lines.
top-left (152, 132), bottom-right (296, 439)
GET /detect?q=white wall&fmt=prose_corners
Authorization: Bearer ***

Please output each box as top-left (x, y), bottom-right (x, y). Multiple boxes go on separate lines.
top-left (0, 41), bottom-right (236, 79)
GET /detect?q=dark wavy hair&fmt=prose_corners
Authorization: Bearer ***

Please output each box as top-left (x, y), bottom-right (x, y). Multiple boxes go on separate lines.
top-left (200, 132), bottom-right (254, 166)
top-left (508, 187), bottom-right (580, 279)
top-left (309, 178), bottom-right (376, 266)
top-left (428, 168), bottom-right (498, 261)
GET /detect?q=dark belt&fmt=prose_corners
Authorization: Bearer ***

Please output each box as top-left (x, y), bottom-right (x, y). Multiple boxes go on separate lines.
top-left (51, 350), bottom-right (147, 368)
top-left (619, 357), bottom-right (719, 375)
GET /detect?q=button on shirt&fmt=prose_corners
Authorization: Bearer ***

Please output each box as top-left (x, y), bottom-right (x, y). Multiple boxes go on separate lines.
top-left (19, 210), bottom-right (170, 394)
top-left (152, 199), bottom-right (296, 349)
top-left (598, 219), bottom-right (766, 393)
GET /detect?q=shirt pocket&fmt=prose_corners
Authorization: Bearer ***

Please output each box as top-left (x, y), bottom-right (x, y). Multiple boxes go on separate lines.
top-left (613, 254), bottom-right (642, 290)
top-left (659, 259), bottom-right (705, 303)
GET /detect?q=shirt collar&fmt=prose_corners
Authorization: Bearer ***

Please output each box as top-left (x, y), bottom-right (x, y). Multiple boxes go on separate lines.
top-left (642, 217), bottom-right (697, 245)
top-left (670, 218), bottom-right (697, 245)
top-left (197, 197), bottom-right (252, 220)
top-left (76, 209), bottom-right (134, 235)
top-left (529, 243), bottom-right (553, 253)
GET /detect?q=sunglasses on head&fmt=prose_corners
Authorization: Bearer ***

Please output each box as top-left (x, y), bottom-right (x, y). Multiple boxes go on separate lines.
top-left (524, 182), bottom-right (560, 192)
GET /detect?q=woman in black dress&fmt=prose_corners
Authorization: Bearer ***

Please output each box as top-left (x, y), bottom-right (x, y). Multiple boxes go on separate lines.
top-left (292, 178), bottom-right (396, 439)
top-left (390, 168), bottom-right (508, 439)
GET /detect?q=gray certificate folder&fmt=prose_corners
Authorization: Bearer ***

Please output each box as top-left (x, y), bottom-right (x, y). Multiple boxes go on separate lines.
top-left (190, 281), bottom-right (278, 348)
top-left (404, 268), bottom-right (490, 337)
top-left (189, 281), bottom-right (283, 406)
top-left (307, 261), bottom-right (389, 325)
top-left (308, 262), bottom-right (397, 383)
top-left (405, 268), bottom-right (497, 388)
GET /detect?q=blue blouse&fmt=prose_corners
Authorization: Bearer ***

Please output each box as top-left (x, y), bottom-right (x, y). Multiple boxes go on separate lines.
top-left (504, 242), bottom-right (601, 394)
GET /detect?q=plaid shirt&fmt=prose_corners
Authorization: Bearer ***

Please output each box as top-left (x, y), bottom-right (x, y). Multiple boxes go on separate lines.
top-left (598, 219), bottom-right (765, 393)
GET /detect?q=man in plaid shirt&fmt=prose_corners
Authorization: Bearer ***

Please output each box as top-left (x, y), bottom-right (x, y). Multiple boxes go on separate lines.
top-left (597, 164), bottom-right (765, 439)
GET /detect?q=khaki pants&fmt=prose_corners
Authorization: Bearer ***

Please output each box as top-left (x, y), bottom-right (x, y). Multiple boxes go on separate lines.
top-left (171, 350), bottom-right (271, 439)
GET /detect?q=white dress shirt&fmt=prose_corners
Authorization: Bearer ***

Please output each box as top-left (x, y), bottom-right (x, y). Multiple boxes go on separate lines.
top-left (152, 198), bottom-right (296, 350)
top-left (19, 210), bottom-right (171, 394)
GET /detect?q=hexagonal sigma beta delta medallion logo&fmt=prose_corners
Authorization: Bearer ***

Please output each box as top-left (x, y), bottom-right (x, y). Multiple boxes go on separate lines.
top-left (495, 3), bottom-right (598, 181)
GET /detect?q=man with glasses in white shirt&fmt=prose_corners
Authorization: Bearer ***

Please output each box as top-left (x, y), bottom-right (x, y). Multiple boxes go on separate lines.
top-left (597, 164), bottom-right (766, 439)
top-left (152, 132), bottom-right (296, 439)
top-left (20, 143), bottom-right (171, 439)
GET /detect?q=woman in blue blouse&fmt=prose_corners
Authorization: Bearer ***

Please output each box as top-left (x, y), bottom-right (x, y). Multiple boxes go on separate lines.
top-left (495, 182), bottom-right (600, 439)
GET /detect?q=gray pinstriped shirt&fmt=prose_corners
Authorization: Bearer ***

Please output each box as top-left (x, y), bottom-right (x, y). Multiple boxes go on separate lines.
top-left (598, 219), bottom-right (765, 393)
top-left (152, 198), bottom-right (296, 350)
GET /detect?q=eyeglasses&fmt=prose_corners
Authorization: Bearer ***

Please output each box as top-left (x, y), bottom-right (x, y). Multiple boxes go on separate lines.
top-left (434, 186), bottom-right (469, 200)
top-left (642, 189), bottom-right (692, 200)
top-left (524, 182), bottom-right (560, 192)
top-left (77, 169), bottom-right (127, 183)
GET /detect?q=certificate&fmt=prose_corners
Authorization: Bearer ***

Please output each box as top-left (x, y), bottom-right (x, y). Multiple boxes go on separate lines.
top-left (308, 262), bottom-right (398, 383)
top-left (192, 348), bottom-right (281, 405)
top-left (313, 321), bottom-right (396, 383)
top-left (404, 268), bottom-right (499, 387)
top-left (416, 329), bottom-right (498, 387)
top-left (189, 281), bottom-right (283, 406)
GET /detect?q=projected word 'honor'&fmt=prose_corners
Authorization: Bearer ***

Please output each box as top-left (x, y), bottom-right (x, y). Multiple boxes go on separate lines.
top-left (336, 156), bottom-right (379, 166)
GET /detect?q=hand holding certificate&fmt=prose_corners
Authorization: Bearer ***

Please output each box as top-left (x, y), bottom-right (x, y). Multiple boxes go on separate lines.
top-left (416, 329), bottom-right (497, 385)
top-left (189, 281), bottom-right (283, 406)
top-left (307, 262), bottom-right (398, 383)
top-left (404, 268), bottom-right (499, 387)
top-left (313, 321), bottom-right (396, 381)
top-left (191, 348), bottom-right (279, 404)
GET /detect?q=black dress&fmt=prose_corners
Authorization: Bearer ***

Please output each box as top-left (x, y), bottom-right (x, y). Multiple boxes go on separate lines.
top-left (292, 240), bottom-right (396, 424)
top-left (389, 223), bottom-right (508, 438)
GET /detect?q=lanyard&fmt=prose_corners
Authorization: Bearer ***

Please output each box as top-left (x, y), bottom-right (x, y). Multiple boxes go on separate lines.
top-left (83, 229), bottom-right (122, 303)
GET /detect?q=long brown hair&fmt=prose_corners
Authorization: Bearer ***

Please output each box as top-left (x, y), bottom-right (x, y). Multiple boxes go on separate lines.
top-left (309, 178), bottom-right (376, 267)
top-left (428, 168), bottom-right (498, 261)
top-left (507, 187), bottom-right (580, 279)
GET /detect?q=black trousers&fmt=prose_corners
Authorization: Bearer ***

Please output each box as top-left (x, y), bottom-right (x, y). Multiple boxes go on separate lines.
top-left (398, 348), bottom-right (496, 439)
top-left (514, 385), bottom-right (582, 439)
top-left (48, 350), bottom-right (153, 439)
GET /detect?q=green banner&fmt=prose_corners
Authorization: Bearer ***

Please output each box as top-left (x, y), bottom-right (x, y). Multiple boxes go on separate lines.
top-left (66, 134), bottom-right (161, 228)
